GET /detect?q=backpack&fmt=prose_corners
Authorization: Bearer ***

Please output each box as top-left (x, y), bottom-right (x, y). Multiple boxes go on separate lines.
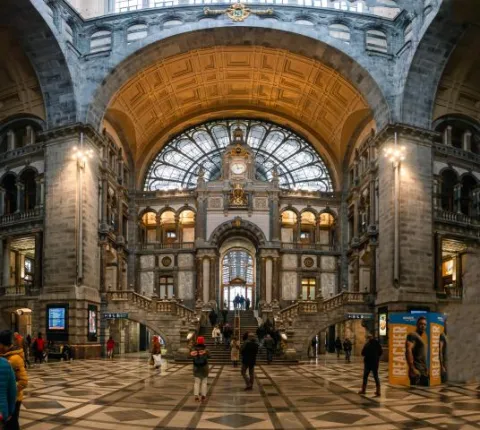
top-left (193, 350), bottom-right (208, 367)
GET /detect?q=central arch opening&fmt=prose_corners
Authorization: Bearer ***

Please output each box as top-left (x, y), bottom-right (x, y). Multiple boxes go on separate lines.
top-left (219, 238), bottom-right (257, 310)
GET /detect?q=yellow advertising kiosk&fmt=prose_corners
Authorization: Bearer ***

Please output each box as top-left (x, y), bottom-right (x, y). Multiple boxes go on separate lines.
top-left (388, 313), bottom-right (446, 386)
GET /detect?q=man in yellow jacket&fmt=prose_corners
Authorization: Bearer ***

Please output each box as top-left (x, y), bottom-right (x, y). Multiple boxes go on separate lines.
top-left (0, 330), bottom-right (28, 430)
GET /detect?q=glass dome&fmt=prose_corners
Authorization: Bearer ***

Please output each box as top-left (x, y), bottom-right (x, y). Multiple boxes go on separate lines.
top-left (144, 119), bottom-right (333, 192)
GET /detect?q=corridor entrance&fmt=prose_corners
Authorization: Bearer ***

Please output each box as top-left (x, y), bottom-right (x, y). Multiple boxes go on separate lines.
top-left (220, 246), bottom-right (255, 310)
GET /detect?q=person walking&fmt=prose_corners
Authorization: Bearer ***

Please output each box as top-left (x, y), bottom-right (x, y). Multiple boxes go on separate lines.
top-left (256, 324), bottom-right (266, 347)
top-left (151, 336), bottom-right (162, 369)
top-left (343, 338), bottom-right (353, 363)
top-left (358, 334), bottom-right (383, 396)
top-left (32, 333), bottom-right (45, 364)
top-left (245, 297), bottom-right (251, 311)
top-left (241, 333), bottom-right (259, 390)
top-left (0, 330), bottom-right (28, 430)
top-left (223, 323), bottom-right (233, 350)
top-left (0, 356), bottom-right (16, 427)
top-left (222, 306), bottom-right (229, 323)
top-left (264, 334), bottom-right (275, 364)
top-left (212, 325), bottom-right (222, 347)
top-left (239, 295), bottom-right (245, 310)
top-left (208, 310), bottom-right (217, 327)
top-left (234, 294), bottom-right (240, 309)
top-left (106, 336), bottom-right (115, 359)
top-left (335, 336), bottom-right (342, 358)
top-left (189, 336), bottom-right (210, 403)
top-left (13, 334), bottom-right (29, 369)
top-left (310, 336), bottom-right (317, 358)
top-left (230, 336), bottom-right (240, 367)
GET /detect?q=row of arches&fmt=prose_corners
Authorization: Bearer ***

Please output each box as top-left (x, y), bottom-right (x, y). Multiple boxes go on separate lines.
top-left (281, 209), bottom-right (336, 245)
top-left (0, 118), bottom-right (42, 153)
top-left (1, 169), bottom-right (41, 215)
top-left (439, 169), bottom-right (479, 217)
top-left (435, 116), bottom-right (480, 154)
top-left (139, 208), bottom-right (196, 244)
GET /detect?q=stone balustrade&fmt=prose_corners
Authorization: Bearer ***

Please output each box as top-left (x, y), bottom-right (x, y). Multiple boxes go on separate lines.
top-left (434, 208), bottom-right (478, 226)
top-left (323, 291), bottom-right (368, 311)
top-left (0, 284), bottom-right (39, 297)
top-left (0, 208), bottom-right (44, 226)
top-left (139, 242), bottom-right (195, 250)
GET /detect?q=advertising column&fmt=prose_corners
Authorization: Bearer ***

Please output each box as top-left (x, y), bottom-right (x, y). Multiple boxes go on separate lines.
top-left (388, 312), bottom-right (446, 387)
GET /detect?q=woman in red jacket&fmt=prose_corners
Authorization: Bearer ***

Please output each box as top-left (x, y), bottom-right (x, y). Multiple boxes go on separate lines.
top-left (106, 337), bottom-right (115, 360)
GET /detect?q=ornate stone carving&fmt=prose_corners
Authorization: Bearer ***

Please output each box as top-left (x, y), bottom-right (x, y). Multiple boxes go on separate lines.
top-left (254, 197), bottom-right (268, 210)
top-left (230, 183), bottom-right (248, 206)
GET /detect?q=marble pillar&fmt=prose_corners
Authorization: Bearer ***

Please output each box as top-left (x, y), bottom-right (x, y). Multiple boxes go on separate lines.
top-left (266, 258), bottom-right (273, 303)
top-left (203, 257), bottom-right (210, 303)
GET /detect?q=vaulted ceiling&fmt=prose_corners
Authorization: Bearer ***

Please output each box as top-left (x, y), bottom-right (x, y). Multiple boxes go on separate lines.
top-left (0, 27), bottom-right (45, 123)
top-left (106, 46), bottom-right (371, 171)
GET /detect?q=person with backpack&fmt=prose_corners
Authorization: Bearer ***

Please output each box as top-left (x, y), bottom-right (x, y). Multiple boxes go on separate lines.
top-left (343, 338), bottom-right (353, 363)
top-left (189, 336), bottom-right (210, 403)
top-left (241, 333), bottom-right (259, 390)
top-left (0, 356), bottom-right (17, 428)
top-left (32, 333), bottom-right (45, 364)
top-left (0, 330), bottom-right (28, 430)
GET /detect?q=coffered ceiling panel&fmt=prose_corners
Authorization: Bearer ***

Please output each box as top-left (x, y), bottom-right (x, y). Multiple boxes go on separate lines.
top-left (107, 46), bottom-right (370, 163)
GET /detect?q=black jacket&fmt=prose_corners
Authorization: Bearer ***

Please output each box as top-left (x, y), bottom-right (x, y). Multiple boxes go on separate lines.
top-left (241, 339), bottom-right (259, 366)
top-left (362, 338), bottom-right (383, 367)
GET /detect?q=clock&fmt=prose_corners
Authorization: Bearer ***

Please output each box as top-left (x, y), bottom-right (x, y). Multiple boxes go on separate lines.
top-left (231, 162), bottom-right (246, 175)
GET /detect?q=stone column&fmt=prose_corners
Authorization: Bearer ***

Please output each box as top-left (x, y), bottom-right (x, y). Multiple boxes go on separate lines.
top-left (260, 257), bottom-right (266, 302)
top-left (16, 182), bottom-right (24, 213)
top-left (265, 257), bottom-right (273, 303)
top-left (117, 196), bottom-right (124, 238)
top-left (455, 253), bottom-right (462, 292)
top-left (454, 183), bottom-right (462, 213)
top-left (25, 126), bottom-right (35, 145)
top-left (35, 177), bottom-right (43, 208)
top-left (463, 131), bottom-right (472, 152)
top-left (175, 215), bottom-right (180, 243)
top-left (272, 257), bottom-right (280, 301)
top-left (202, 257), bottom-right (210, 303)
top-left (432, 176), bottom-right (440, 210)
top-left (195, 196), bottom-right (207, 240)
top-left (34, 232), bottom-right (43, 289)
top-left (0, 187), bottom-right (5, 216)
top-left (443, 125), bottom-right (452, 146)
top-left (369, 179), bottom-right (376, 224)
top-left (6, 130), bottom-right (15, 151)
top-left (101, 178), bottom-right (108, 226)
top-left (377, 126), bottom-right (436, 306)
top-left (209, 256), bottom-right (216, 305)
top-left (270, 196), bottom-right (280, 241)
top-left (3, 238), bottom-right (11, 287)
top-left (196, 257), bottom-right (203, 301)
top-left (156, 213), bottom-right (162, 243)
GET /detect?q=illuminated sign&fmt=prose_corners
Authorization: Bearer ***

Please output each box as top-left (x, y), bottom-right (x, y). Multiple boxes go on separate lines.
top-left (103, 312), bottom-right (129, 319)
top-left (379, 313), bottom-right (387, 336)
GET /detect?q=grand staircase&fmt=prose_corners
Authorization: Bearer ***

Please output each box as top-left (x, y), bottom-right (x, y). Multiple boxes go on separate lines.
top-left (193, 310), bottom-right (297, 364)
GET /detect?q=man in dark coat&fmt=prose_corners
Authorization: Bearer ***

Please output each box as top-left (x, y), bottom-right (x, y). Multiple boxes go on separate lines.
top-left (264, 334), bottom-right (275, 364)
top-left (245, 297), bottom-right (251, 311)
top-left (241, 333), bottom-right (259, 390)
top-left (343, 338), bottom-right (353, 363)
top-left (359, 334), bottom-right (383, 396)
top-left (208, 310), bottom-right (217, 327)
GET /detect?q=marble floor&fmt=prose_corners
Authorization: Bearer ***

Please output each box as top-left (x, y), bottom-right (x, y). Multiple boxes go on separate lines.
top-left (19, 354), bottom-right (480, 430)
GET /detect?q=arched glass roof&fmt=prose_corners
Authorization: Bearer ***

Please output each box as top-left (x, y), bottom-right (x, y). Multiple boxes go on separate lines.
top-left (144, 119), bottom-right (333, 192)
top-left (222, 250), bottom-right (254, 285)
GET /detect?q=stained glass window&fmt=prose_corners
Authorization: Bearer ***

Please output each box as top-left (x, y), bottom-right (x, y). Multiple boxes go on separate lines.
top-left (144, 119), bottom-right (333, 192)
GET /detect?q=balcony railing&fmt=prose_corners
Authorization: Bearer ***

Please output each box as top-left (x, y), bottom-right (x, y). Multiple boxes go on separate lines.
top-left (0, 208), bottom-right (44, 226)
top-left (437, 285), bottom-right (463, 300)
top-left (281, 242), bottom-right (336, 251)
top-left (139, 242), bottom-right (195, 250)
top-left (0, 142), bottom-right (44, 162)
top-left (434, 209), bottom-right (478, 226)
top-left (0, 284), bottom-right (40, 297)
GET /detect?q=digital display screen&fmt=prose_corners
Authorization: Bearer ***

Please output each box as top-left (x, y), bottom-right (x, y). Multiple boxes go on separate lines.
top-left (48, 307), bottom-right (66, 330)
top-left (88, 308), bottom-right (97, 335)
top-left (379, 313), bottom-right (387, 336)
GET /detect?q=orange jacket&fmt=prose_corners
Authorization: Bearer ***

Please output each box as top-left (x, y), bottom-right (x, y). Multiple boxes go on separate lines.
top-left (2, 347), bottom-right (28, 402)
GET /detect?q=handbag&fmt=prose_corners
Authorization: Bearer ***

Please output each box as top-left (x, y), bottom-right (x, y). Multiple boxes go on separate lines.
top-left (153, 353), bottom-right (162, 368)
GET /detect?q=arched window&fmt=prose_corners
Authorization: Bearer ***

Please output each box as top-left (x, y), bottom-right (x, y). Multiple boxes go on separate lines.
top-left (366, 29), bottom-right (388, 53)
top-left (281, 210), bottom-right (297, 243)
top-left (300, 211), bottom-right (316, 244)
top-left (144, 119), bottom-right (333, 192)
top-left (329, 24), bottom-right (351, 43)
top-left (2, 174), bottom-right (17, 215)
top-left (160, 210), bottom-right (176, 243)
top-left (179, 209), bottom-right (195, 243)
top-left (20, 170), bottom-right (36, 211)
top-left (127, 24), bottom-right (148, 43)
top-left (222, 249), bottom-right (254, 310)
top-left (141, 211), bottom-right (157, 243)
top-left (319, 212), bottom-right (335, 247)
top-left (460, 175), bottom-right (477, 217)
top-left (90, 30), bottom-right (112, 53)
top-left (440, 170), bottom-right (457, 212)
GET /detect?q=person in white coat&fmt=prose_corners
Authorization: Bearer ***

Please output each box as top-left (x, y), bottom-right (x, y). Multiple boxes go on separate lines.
top-left (212, 325), bottom-right (221, 347)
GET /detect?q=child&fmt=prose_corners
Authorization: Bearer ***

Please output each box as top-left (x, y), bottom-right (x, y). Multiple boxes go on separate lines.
top-left (106, 336), bottom-right (115, 359)
top-left (212, 325), bottom-right (221, 347)
top-left (189, 336), bottom-right (210, 403)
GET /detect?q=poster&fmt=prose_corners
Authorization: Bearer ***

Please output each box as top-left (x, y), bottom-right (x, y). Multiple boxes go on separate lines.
top-left (388, 312), bottom-right (446, 387)
top-left (88, 305), bottom-right (98, 341)
top-left (379, 313), bottom-right (387, 337)
top-left (48, 307), bottom-right (66, 330)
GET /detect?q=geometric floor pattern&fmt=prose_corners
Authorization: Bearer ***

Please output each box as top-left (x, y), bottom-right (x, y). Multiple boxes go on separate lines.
top-left (19, 354), bottom-right (480, 429)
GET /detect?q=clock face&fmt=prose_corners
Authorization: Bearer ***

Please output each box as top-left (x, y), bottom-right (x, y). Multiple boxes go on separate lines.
top-left (231, 162), bottom-right (246, 175)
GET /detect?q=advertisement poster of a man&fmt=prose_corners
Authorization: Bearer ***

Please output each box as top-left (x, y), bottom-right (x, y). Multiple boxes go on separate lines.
top-left (406, 316), bottom-right (429, 386)
top-left (388, 312), bottom-right (446, 387)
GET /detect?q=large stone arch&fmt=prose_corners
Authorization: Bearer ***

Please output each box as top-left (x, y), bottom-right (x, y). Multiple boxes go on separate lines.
top-left (0, 0), bottom-right (77, 127)
top-left (85, 26), bottom-right (391, 165)
top-left (401, 1), bottom-right (466, 128)
top-left (209, 218), bottom-right (267, 248)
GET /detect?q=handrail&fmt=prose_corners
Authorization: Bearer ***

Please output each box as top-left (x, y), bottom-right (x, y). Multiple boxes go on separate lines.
top-left (0, 208), bottom-right (44, 225)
